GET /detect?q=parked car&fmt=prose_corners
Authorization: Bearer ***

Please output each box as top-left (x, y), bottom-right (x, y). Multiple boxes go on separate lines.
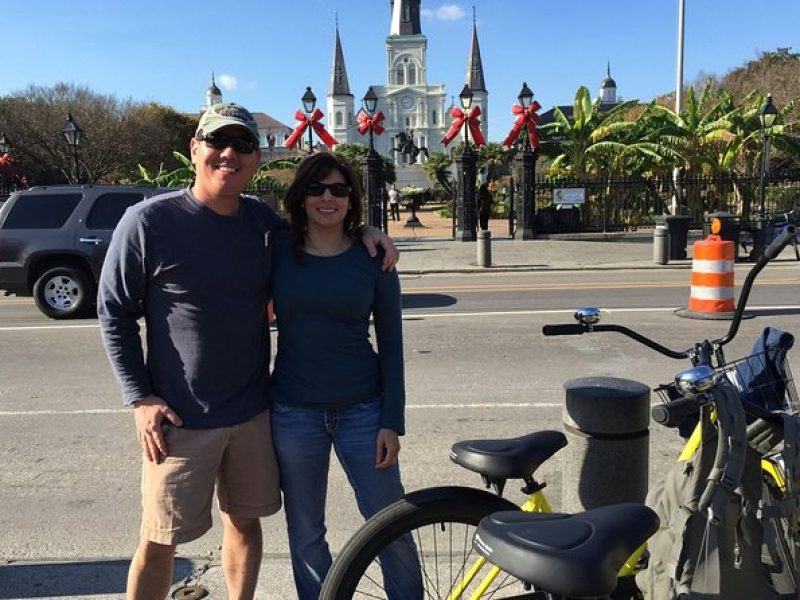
top-left (0, 184), bottom-right (177, 319)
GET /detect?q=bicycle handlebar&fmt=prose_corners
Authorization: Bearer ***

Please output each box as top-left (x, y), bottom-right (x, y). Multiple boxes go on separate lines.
top-left (544, 223), bottom-right (797, 358)
top-left (542, 324), bottom-right (586, 336)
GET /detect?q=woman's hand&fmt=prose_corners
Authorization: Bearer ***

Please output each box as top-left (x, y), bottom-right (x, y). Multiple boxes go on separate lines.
top-left (375, 428), bottom-right (401, 469)
top-left (360, 226), bottom-right (399, 271)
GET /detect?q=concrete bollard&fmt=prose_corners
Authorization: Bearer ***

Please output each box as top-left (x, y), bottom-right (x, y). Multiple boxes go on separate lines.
top-left (561, 376), bottom-right (650, 513)
top-left (653, 225), bottom-right (669, 265)
top-left (477, 229), bottom-right (492, 267)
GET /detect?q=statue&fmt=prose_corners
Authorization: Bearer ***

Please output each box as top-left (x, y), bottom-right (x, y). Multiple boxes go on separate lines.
top-left (393, 129), bottom-right (428, 164)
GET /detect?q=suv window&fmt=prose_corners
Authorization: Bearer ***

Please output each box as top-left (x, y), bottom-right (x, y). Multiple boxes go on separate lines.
top-left (86, 192), bottom-right (146, 229)
top-left (2, 193), bottom-right (82, 229)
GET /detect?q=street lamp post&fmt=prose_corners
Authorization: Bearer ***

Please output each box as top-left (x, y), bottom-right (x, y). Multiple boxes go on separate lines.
top-left (0, 132), bottom-right (11, 155)
top-left (301, 87), bottom-right (317, 154)
top-left (361, 87), bottom-right (384, 230)
top-left (455, 84), bottom-right (477, 241)
top-left (62, 113), bottom-right (84, 184)
top-left (753, 93), bottom-right (779, 260)
top-left (515, 82), bottom-right (537, 240)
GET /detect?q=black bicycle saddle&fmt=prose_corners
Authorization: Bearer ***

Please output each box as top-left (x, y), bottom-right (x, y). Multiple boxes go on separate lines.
top-left (473, 503), bottom-right (659, 597)
top-left (449, 431), bottom-right (567, 480)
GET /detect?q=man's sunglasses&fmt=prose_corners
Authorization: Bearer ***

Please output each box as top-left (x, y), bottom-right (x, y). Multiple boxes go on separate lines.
top-left (198, 134), bottom-right (259, 154)
top-left (304, 182), bottom-right (352, 197)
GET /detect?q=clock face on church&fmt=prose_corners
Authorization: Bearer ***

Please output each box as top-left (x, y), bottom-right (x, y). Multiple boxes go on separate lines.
top-left (400, 95), bottom-right (415, 109)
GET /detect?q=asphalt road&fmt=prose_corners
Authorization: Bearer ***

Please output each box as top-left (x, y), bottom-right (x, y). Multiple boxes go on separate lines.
top-left (1, 265), bottom-right (799, 598)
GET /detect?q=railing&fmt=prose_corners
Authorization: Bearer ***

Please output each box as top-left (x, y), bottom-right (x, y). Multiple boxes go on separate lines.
top-left (520, 174), bottom-right (800, 233)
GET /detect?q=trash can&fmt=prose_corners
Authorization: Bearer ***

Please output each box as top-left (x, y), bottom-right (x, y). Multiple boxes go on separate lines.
top-left (653, 225), bottom-right (669, 265)
top-left (704, 211), bottom-right (741, 262)
top-left (656, 215), bottom-right (691, 260)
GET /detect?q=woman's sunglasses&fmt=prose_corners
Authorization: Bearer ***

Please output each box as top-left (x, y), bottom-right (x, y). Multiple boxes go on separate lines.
top-left (199, 134), bottom-right (259, 154)
top-left (304, 182), bottom-right (352, 197)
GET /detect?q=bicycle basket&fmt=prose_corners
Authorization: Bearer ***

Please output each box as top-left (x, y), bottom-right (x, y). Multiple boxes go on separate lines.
top-left (723, 350), bottom-right (798, 413)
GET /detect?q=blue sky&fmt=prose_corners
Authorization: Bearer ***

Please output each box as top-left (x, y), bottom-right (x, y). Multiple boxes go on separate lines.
top-left (3, 0), bottom-right (798, 142)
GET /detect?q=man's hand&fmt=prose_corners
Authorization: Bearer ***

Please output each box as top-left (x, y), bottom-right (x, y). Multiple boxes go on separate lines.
top-left (133, 395), bottom-right (183, 463)
top-left (361, 226), bottom-right (399, 271)
top-left (375, 428), bottom-right (400, 469)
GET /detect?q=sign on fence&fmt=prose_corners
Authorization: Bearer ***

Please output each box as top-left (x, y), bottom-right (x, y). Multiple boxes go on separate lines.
top-left (553, 188), bottom-right (585, 205)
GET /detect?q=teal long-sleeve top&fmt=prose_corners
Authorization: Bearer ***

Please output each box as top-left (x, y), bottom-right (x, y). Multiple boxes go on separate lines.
top-left (269, 230), bottom-right (406, 434)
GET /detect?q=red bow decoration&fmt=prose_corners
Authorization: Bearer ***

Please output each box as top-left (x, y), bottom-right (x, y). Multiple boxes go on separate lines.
top-left (357, 111), bottom-right (386, 136)
top-left (441, 105), bottom-right (486, 147)
top-left (502, 101), bottom-right (541, 149)
top-left (284, 108), bottom-right (337, 149)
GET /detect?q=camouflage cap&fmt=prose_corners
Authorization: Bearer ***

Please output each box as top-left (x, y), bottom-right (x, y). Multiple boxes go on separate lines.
top-left (196, 102), bottom-right (259, 144)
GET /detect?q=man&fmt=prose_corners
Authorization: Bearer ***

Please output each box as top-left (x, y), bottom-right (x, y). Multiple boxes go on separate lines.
top-left (388, 185), bottom-right (401, 222)
top-left (98, 102), bottom-right (397, 600)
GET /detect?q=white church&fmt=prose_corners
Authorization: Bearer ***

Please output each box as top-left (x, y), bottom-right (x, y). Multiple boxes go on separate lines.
top-left (326, 0), bottom-right (488, 171)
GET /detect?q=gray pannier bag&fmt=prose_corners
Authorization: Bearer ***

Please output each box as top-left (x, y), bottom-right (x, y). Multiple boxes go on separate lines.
top-left (637, 386), bottom-right (799, 599)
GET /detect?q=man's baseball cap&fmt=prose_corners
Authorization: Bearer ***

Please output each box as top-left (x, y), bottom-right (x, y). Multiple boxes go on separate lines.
top-left (196, 102), bottom-right (259, 144)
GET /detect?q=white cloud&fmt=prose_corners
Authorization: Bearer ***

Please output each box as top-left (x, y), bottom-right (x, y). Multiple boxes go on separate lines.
top-left (436, 4), bottom-right (466, 20)
top-left (421, 4), bottom-right (467, 21)
top-left (217, 74), bottom-right (238, 91)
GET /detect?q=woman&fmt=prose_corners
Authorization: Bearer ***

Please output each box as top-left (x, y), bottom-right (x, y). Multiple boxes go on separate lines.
top-left (270, 152), bottom-right (421, 599)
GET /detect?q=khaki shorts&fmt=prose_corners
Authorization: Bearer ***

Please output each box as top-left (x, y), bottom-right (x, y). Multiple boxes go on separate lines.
top-left (140, 410), bottom-right (281, 545)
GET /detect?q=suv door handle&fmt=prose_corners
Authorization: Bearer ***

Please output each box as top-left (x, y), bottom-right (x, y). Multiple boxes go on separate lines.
top-left (79, 237), bottom-right (104, 245)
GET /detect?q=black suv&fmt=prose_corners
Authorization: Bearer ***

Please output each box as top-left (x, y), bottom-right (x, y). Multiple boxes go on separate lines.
top-left (0, 184), bottom-right (176, 318)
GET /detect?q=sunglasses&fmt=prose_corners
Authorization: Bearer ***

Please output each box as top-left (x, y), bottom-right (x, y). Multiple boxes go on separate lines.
top-left (199, 134), bottom-right (259, 154)
top-left (304, 182), bottom-right (352, 197)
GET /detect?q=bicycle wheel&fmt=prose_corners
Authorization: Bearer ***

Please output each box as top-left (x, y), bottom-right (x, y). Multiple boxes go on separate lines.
top-left (320, 486), bottom-right (526, 600)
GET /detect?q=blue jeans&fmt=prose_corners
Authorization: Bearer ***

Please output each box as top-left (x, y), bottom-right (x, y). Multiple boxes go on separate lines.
top-left (271, 399), bottom-right (423, 600)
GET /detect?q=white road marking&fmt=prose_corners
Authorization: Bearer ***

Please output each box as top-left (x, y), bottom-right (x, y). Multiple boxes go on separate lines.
top-left (0, 403), bottom-right (562, 417)
top-left (2, 305), bottom-right (799, 331)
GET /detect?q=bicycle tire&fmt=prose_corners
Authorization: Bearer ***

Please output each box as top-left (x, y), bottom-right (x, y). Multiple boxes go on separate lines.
top-left (320, 486), bottom-right (522, 600)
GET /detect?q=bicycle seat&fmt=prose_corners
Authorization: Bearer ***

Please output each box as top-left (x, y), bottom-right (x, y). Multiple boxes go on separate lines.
top-left (473, 503), bottom-right (658, 597)
top-left (449, 431), bottom-right (567, 480)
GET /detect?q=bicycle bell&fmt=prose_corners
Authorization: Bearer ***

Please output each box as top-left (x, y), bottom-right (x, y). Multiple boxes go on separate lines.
top-left (674, 365), bottom-right (718, 396)
top-left (574, 307), bottom-right (601, 326)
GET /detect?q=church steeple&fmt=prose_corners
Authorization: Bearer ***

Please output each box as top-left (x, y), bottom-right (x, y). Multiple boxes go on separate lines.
top-left (330, 23), bottom-right (353, 97)
top-left (327, 17), bottom-right (355, 146)
top-left (390, 0), bottom-right (421, 36)
top-left (466, 8), bottom-right (486, 92)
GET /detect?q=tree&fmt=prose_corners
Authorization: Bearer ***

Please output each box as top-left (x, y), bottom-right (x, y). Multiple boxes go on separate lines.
top-left (422, 151), bottom-right (454, 200)
top-left (333, 142), bottom-right (396, 187)
top-left (537, 86), bottom-right (640, 178)
top-left (0, 83), bottom-right (197, 185)
top-left (477, 142), bottom-right (513, 181)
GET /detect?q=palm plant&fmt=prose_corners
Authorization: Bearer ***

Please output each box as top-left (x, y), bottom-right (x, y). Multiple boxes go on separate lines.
top-left (537, 86), bottom-right (640, 178)
top-left (422, 151), bottom-right (455, 200)
top-left (134, 151), bottom-right (195, 187)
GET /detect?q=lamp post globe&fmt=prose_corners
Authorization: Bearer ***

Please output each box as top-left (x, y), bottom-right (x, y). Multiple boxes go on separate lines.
top-left (301, 86), bottom-right (317, 154)
top-left (361, 87), bottom-right (384, 230)
top-left (62, 113), bottom-right (84, 184)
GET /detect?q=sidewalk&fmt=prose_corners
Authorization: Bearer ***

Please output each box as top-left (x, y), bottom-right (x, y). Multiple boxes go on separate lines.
top-left (389, 206), bottom-right (690, 274)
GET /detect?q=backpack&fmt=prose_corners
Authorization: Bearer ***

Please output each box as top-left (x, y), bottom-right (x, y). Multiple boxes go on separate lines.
top-left (637, 409), bottom-right (799, 599)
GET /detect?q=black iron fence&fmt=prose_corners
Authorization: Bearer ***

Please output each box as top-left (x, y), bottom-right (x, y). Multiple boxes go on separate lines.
top-left (522, 174), bottom-right (800, 233)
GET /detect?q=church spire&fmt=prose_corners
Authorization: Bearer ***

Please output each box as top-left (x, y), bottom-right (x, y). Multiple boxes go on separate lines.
top-left (390, 0), bottom-right (421, 36)
top-left (465, 7), bottom-right (486, 91)
top-left (330, 24), bottom-right (353, 97)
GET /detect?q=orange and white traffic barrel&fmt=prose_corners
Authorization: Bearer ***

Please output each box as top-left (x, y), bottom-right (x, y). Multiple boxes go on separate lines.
top-left (676, 218), bottom-right (736, 319)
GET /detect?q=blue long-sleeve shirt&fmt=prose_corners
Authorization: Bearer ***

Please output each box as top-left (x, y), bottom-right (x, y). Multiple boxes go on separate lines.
top-left (97, 189), bottom-right (286, 429)
top-left (269, 231), bottom-right (406, 434)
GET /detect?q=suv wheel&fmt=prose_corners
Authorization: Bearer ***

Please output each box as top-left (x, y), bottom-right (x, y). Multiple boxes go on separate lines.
top-left (33, 267), bottom-right (93, 319)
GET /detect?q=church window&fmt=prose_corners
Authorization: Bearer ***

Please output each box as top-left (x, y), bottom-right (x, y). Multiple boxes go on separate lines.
top-left (335, 111), bottom-right (343, 127)
top-left (335, 66), bottom-right (343, 86)
top-left (403, 2), bottom-right (411, 21)
top-left (347, 112), bottom-right (353, 126)
top-left (405, 116), bottom-right (411, 128)
top-left (408, 63), bottom-right (416, 85)
top-left (432, 110), bottom-right (437, 125)
top-left (396, 65), bottom-right (404, 85)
